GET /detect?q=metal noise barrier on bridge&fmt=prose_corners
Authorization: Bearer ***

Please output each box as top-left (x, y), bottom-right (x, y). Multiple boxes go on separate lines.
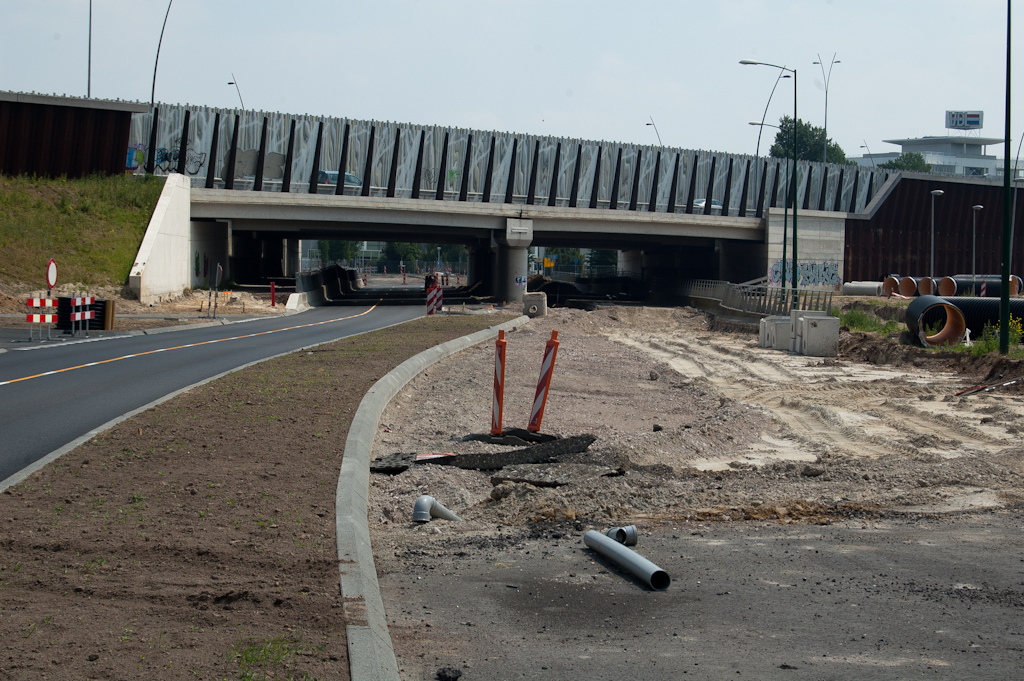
top-left (937, 275), bottom-right (1022, 298)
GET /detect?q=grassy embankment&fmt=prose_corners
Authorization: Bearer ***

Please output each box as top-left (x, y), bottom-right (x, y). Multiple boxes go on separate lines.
top-left (0, 174), bottom-right (165, 288)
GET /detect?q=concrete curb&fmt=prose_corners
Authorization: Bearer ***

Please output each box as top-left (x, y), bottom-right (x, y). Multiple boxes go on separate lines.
top-left (336, 315), bottom-right (530, 681)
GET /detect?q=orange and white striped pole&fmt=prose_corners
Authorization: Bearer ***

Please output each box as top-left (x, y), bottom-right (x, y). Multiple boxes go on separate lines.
top-left (527, 330), bottom-right (559, 432)
top-left (491, 330), bottom-right (507, 435)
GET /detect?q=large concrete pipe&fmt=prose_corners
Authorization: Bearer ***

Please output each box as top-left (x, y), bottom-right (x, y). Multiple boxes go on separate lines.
top-left (906, 295), bottom-right (968, 347)
top-left (841, 281), bottom-right (883, 296)
top-left (583, 530), bottom-right (670, 590)
top-left (898, 277), bottom-right (919, 297)
top-left (882, 275), bottom-right (900, 297)
top-left (412, 495), bottom-right (462, 522)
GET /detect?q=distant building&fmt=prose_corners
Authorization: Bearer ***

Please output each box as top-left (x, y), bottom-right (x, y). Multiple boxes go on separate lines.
top-left (852, 109), bottom-right (1019, 179)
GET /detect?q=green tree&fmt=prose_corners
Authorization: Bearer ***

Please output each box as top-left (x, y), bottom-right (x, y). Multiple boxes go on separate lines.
top-left (769, 115), bottom-right (847, 164)
top-left (546, 247), bottom-right (582, 269)
top-left (317, 240), bottom-right (359, 265)
top-left (586, 249), bottom-right (618, 274)
top-left (878, 152), bottom-right (931, 172)
top-left (382, 242), bottom-right (421, 263)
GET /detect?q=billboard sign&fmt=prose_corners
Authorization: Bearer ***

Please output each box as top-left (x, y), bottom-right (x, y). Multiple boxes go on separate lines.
top-left (945, 111), bottom-right (983, 130)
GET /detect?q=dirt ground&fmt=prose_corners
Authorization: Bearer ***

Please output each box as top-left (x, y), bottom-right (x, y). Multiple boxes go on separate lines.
top-left (0, 310), bottom-right (513, 681)
top-left (365, 305), bottom-right (1024, 674)
top-left (3, 293), bottom-right (1024, 679)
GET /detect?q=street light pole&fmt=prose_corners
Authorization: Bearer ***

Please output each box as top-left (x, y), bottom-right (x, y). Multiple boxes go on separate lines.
top-left (87, 0), bottom-right (92, 98)
top-left (753, 69), bottom-right (790, 159)
top-left (751, 121), bottom-right (789, 292)
top-left (741, 60), bottom-right (798, 305)
top-left (813, 53), bottom-right (840, 164)
top-left (860, 142), bottom-right (875, 169)
top-left (150, 0), bottom-right (174, 107)
top-left (972, 205), bottom-right (984, 286)
top-left (228, 73), bottom-right (245, 110)
top-left (930, 189), bottom-right (944, 281)
top-left (646, 117), bottom-right (662, 146)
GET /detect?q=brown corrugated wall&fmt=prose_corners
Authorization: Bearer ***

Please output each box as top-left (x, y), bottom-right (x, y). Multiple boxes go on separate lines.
top-left (0, 101), bottom-right (132, 177)
top-left (845, 176), bottom-right (1024, 281)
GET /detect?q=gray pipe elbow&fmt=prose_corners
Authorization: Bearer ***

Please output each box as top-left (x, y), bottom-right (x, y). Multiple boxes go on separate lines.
top-left (413, 495), bottom-right (462, 523)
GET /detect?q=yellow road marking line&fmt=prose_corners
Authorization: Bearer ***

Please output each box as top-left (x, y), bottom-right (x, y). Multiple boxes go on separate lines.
top-left (0, 305), bottom-right (378, 387)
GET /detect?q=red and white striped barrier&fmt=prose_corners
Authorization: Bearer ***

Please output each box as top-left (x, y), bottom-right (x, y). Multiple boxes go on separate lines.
top-left (26, 295), bottom-right (56, 340)
top-left (71, 310), bottom-right (95, 322)
top-left (527, 330), bottom-right (560, 432)
top-left (70, 296), bottom-right (95, 307)
top-left (26, 297), bottom-right (58, 308)
top-left (26, 313), bottom-right (56, 323)
top-left (363, 273), bottom-right (368, 287)
top-left (980, 281), bottom-right (987, 297)
top-left (426, 285), bottom-right (443, 315)
top-left (491, 330), bottom-right (507, 435)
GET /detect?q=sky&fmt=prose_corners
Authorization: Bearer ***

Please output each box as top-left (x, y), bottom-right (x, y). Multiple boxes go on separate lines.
top-left (2, 0), bottom-right (1022, 160)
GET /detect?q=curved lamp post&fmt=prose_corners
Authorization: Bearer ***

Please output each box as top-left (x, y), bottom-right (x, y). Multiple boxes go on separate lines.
top-left (751, 121), bottom-right (791, 292)
top-left (646, 117), bottom-right (662, 146)
top-left (813, 53), bottom-right (840, 163)
top-left (860, 141), bottom-right (875, 169)
top-left (742, 60), bottom-right (798, 305)
top-left (150, 0), bottom-right (174, 107)
top-left (930, 189), bottom-right (944, 280)
top-left (753, 69), bottom-right (790, 159)
top-left (228, 73), bottom-right (245, 110)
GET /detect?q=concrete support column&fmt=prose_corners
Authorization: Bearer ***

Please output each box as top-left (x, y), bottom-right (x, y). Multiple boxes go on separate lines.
top-left (618, 249), bottom-right (642, 278)
top-left (284, 238), bottom-right (300, 277)
top-left (494, 218), bottom-right (533, 304)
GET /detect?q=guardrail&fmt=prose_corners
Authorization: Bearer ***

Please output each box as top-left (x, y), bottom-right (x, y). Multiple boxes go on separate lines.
top-left (682, 279), bottom-right (832, 317)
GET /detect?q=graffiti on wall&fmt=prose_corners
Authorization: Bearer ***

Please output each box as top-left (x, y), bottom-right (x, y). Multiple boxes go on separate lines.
top-left (769, 259), bottom-right (841, 290)
top-left (125, 143), bottom-right (146, 171)
top-left (153, 138), bottom-right (208, 175)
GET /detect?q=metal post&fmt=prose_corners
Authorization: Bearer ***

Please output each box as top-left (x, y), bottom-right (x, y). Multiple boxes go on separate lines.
top-left (791, 68), bottom-right (799, 308)
top-left (930, 190), bottom-right (944, 281)
top-left (973, 205), bottom-right (983, 287)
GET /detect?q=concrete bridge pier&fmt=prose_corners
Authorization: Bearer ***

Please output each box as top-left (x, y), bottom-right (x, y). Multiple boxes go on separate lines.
top-left (493, 218), bottom-right (533, 304)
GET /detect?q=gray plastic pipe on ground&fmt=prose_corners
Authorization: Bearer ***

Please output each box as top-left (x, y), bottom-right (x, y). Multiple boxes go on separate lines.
top-left (584, 530), bottom-right (670, 590)
top-left (605, 525), bottom-right (638, 546)
top-left (412, 495), bottom-right (462, 522)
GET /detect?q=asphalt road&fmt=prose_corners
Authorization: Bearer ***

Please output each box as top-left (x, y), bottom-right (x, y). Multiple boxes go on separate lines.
top-left (378, 512), bottom-right (1024, 680)
top-left (0, 304), bottom-right (422, 484)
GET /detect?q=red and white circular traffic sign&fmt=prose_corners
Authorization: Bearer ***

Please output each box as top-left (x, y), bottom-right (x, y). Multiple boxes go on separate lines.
top-left (46, 258), bottom-right (58, 290)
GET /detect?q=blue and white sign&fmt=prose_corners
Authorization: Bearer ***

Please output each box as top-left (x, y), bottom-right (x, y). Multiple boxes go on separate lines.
top-left (945, 111), bottom-right (983, 130)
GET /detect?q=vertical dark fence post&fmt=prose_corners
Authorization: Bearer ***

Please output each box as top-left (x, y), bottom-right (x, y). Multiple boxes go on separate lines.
top-left (145, 107), bottom-right (159, 175)
top-left (361, 126), bottom-right (375, 197)
top-left (667, 153), bottom-right (680, 213)
top-left (737, 159), bottom-right (751, 217)
top-left (435, 131), bottom-right (449, 200)
top-left (832, 168), bottom-right (845, 212)
top-left (703, 156), bottom-right (717, 214)
top-left (526, 140), bottom-right (540, 205)
top-left (504, 138), bottom-right (518, 204)
top-left (589, 146), bottom-right (603, 209)
top-left (629, 150), bottom-right (642, 211)
top-left (569, 143), bottom-right (582, 208)
top-left (175, 110), bottom-right (190, 175)
top-left (481, 136), bottom-right (495, 203)
top-left (224, 114), bottom-right (239, 190)
top-left (308, 121), bottom-right (323, 194)
top-left (721, 157), bottom-right (734, 215)
top-left (411, 130), bottom-right (424, 199)
top-left (387, 128), bottom-right (401, 198)
top-left (282, 119), bottom-right (296, 193)
top-left (253, 117), bottom-right (268, 191)
top-left (685, 154), bottom-right (698, 213)
top-left (648, 151), bottom-right (661, 212)
top-left (547, 142), bottom-right (562, 206)
top-left (769, 162), bottom-right (781, 208)
top-left (755, 160), bottom-right (768, 218)
top-left (847, 170), bottom-right (860, 213)
top-left (459, 133), bottom-right (473, 201)
top-left (802, 167), bottom-right (813, 209)
top-left (205, 112), bottom-right (220, 189)
top-left (609, 148), bottom-right (623, 210)
top-left (336, 123), bottom-right (350, 196)
top-left (817, 166), bottom-right (828, 210)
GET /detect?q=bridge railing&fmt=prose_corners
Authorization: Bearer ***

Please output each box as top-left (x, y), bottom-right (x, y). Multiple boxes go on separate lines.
top-left (682, 279), bottom-right (832, 317)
